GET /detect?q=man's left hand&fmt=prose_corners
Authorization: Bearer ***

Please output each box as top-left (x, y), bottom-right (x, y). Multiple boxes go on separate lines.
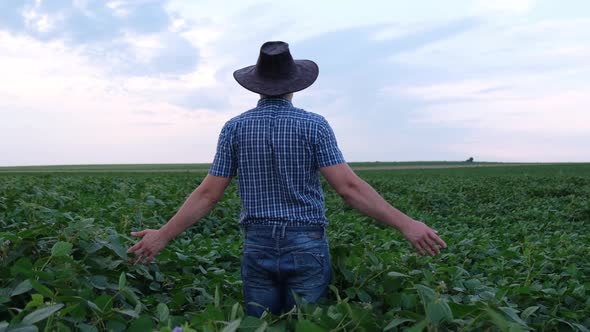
top-left (399, 220), bottom-right (447, 256)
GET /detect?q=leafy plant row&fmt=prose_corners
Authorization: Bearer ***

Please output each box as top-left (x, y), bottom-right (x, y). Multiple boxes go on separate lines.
top-left (0, 166), bottom-right (589, 331)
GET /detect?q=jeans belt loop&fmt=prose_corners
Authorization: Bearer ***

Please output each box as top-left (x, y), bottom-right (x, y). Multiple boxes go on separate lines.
top-left (281, 224), bottom-right (287, 239)
top-left (271, 225), bottom-right (277, 239)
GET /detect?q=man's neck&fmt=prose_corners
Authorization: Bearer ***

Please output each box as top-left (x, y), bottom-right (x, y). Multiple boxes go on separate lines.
top-left (259, 93), bottom-right (294, 101)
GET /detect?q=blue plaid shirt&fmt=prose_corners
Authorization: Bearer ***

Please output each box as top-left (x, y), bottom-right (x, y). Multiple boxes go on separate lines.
top-left (209, 97), bottom-right (346, 226)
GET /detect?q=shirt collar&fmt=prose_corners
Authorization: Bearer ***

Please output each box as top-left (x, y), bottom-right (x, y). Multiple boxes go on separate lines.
top-left (257, 97), bottom-right (293, 108)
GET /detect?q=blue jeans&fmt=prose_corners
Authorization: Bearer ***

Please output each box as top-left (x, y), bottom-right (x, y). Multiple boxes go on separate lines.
top-left (241, 224), bottom-right (332, 317)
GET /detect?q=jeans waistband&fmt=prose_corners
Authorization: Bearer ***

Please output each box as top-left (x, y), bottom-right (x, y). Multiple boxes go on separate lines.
top-left (242, 224), bottom-right (325, 232)
top-left (242, 224), bottom-right (325, 239)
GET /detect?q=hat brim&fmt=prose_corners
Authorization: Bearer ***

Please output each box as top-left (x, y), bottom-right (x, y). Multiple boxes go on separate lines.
top-left (233, 60), bottom-right (319, 96)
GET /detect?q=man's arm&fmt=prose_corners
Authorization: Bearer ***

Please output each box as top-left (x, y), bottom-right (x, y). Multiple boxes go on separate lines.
top-left (127, 174), bottom-right (232, 264)
top-left (320, 163), bottom-right (447, 256)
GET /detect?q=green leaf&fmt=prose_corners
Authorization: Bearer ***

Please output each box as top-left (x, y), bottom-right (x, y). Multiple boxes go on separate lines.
top-left (24, 294), bottom-right (44, 310)
top-left (499, 306), bottom-right (528, 327)
top-left (357, 289), bottom-right (371, 302)
top-left (221, 319), bottom-right (242, 332)
top-left (89, 275), bottom-right (108, 290)
top-left (384, 318), bottom-right (415, 331)
top-left (426, 301), bottom-right (453, 324)
top-left (486, 308), bottom-right (509, 330)
top-left (448, 302), bottom-right (480, 317)
top-left (118, 272), bottom-right (126, 290)
top-left (295, 320), bottom-right (324, 332)
top-left (114, 309), bottom-right (139, 319)
top-left (94, 295), bottom-right (113, 313)
top-left (387, 271), bottom-right (409, 278)
top-left (508, 324), bottom-right (526, 332)
top-left (415, 284), bottom-right (436, 303)
top-left (106, 320), bottom-right (126, 332)
top-left (328, 285), bottom-right (341, 302)
top-left (573, 323), bottom-right (590, 332)
top-left (156, 303), bottom-right (169, 322)
top-left (464, 279), bottom-right (482, 290)
top-left (239, 316), bottom-right (265, 331)
top-left (10, 258), bottom-right (34, 279)
top-left (230, 302), bottom-right (239, 321)
top-left (51, 241), bottom-right (73, 257)
top-left (86, 300), bottom-right (102, 313)
top-left (214, 285), bottom-right (220, 308)
top-left (254, 322), bottom-right (269, 332)
top-left (104, 235), bottom-right (128, 259)
top-left (407, 318), bottom-right (428, 332)
top-left (30, 280), bottom-right (54, 299)
top-left (11, 280), bottom-right (33, 297)
top-left (520, 306), bottom-right (539, 320)
top-left (77, 324), bottom-right (98, 332)
top-left (121, 287), bottom-right (140, 306)
top-left (134, 303), bottom-right (142, 316)
top-left (5, 326), bottom-right (39, 332)
top-left (128, 314), bottom-right (153, 332)
top-left (22, 303), bottom-right (64, 325)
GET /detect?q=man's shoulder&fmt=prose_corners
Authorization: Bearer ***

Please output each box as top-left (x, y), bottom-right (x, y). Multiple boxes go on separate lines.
top-left (298, 108), bottom-right (326, 123)
top-left (281, 105), bottom-right (329, 126)
top-left (289, 107), bottom-right (332, 131)
top-left (223, 107), bottom-right (258, 126)
top-left (229, 106), bottom-right (263, 122)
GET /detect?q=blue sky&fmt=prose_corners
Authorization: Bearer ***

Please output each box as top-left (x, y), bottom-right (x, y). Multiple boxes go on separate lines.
top-left (1, 0), bottom-right (589, 166)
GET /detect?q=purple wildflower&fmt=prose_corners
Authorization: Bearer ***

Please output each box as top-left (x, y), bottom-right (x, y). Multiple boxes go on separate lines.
top-left (172, 327), bottom-right (183, 332)
top-left (3, 240), bottom-right (9, 246)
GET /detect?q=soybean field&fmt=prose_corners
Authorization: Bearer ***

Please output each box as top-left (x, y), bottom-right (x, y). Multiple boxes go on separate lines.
top-left (0, 163), bottom-right (589, 331)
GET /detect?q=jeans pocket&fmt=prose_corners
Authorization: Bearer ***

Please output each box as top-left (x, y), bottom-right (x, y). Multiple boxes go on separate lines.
top-left (293, 252), bottom-right (325, 267)
top-left (242, 251), bottom-right (274, 287)
top-left (304, 231), bottom-right (324, 240)
top-left (291, 251), bottom-right (327, 289)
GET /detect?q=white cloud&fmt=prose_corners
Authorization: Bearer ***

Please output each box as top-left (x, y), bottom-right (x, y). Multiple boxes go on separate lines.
top-left (387, 64), bottom-right (590, 129)
top-left (72, 0), bottom-right (94, 17)
top-left (385, 79), bottom-right (516, 101)
top-left (0, 31), bottom-right (234, 166)
top-left (22, 2), bottom-right (65, 33)
top-left (121, 32), bottom-right (165, 64)
top-left (383, 60), bottom-right (590, 161)
top-left (476, 0), bottom-right (535, 14)
top-left (2, 0), bottom-right (589, 165)
top-left (369, 25), bottom-right (413, 42)
top-left (390, 17), bottom-right (590, 78)
top-left (423, 95), bottom-right (588, 132)
top-left (170, 18), bottom-right (187, 33)
top-left (106, 1), bottom-right (130, 18)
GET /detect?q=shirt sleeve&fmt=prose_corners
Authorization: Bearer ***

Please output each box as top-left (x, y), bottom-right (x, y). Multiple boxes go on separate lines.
top-left (315, 118), bottom-right (346, 168)
top-left (209, 122), bottom-right (238, 177)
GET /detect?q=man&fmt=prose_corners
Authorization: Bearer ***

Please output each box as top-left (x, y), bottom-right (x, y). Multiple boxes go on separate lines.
top-left (127, 41), bottom-right (446, 317)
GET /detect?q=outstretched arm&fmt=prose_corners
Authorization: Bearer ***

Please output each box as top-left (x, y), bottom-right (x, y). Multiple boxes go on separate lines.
top-left (320, 163), bottom-right (447, 256)
top-left (127, 174), bottom-right (232, 264)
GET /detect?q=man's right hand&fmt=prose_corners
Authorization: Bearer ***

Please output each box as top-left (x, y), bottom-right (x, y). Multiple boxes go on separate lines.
top-left (399, 220), bottom-right (447, 256)
top-left (127, 229), bottom-right (169, 265)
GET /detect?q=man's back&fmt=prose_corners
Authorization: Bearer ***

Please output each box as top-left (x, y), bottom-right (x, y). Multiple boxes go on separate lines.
top-left (209, 97), bottom-right (345, 225)
top-left (128, 41), bottom-right (446, 319)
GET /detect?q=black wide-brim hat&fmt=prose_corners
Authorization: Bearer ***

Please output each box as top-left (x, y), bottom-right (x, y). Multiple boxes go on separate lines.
top-left (233, 41), bottom-right (319, 96)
